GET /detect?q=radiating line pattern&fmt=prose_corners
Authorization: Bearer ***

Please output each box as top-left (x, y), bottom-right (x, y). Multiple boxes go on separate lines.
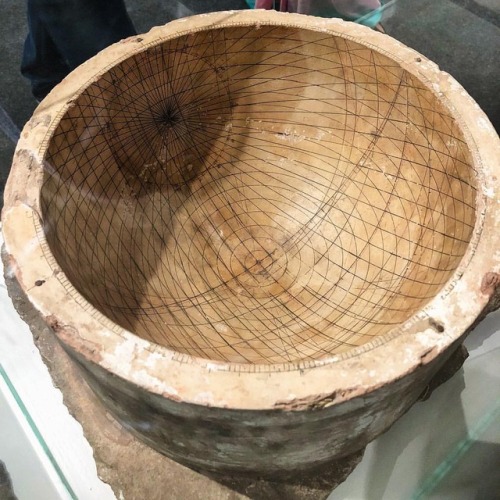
top-left (40, 25), bottom-right (477, 364)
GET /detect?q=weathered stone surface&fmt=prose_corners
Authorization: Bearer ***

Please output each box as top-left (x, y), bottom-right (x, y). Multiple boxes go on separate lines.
top-left (2, 256), bottom-right (472, 499)
top-left (2, 261), bottom-right (362, 499)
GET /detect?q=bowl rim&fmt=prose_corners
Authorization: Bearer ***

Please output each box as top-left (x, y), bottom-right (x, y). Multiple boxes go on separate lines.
top-left (3, 10), bottom-right (500, 410)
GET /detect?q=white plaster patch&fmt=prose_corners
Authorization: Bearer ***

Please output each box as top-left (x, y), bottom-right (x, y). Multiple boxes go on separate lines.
top-left (214, 322), bottom-right (228, 333)
top-left (431, 82), bottom-right (443, 95)
top-left (441, 279), bottom-right (476, 317)
top-left (111, 339), bottom-right (137, 364)
top-left (146, 350), bottom-right (171, 365)
top-left (446, 77), bottom-right (463, 92)
top-left (17, 235), bottom-right (41, 265)
top-left (193, 392), bottom-right (214, 405)
top-left (477, 116), bottom-right (491, 130)
top-left (205, 362), bottom-right (226, 372)
top-left (316, 130), bottom-right (326, 141)
top-left (414, 331), bottom-right (446, 349)
top-left (482, 185), bottom-right (495, 198)
top-left (132, 369), bottom-right (178, 397)
top-left (404, 347), bottom-right (417, 362)
top-left (274, 129), bottom-right (305, 144)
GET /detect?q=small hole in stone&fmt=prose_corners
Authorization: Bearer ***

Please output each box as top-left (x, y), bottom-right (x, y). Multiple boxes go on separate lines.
top-left (35, 279), bottom-right (46, 286)
top-left (429, 318), bottom-right (445, 333)
top-left (416, 57), bottom-right (422, 62)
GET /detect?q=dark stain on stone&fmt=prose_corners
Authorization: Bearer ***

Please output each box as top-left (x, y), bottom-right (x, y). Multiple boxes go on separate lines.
top-left (428, 318), bottom-right (445, 333)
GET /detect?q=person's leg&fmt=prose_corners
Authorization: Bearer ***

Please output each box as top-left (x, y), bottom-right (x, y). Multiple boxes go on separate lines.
top-left (34, 0), bottom-right (137, 69)
top-left (21, 0), bottom-right (137, 100)
top-left (21, 1), bottom-right (70, 101)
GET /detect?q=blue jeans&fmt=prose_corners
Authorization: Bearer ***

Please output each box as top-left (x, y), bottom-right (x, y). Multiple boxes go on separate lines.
top-left (21, 0), bottom-right (136, 100)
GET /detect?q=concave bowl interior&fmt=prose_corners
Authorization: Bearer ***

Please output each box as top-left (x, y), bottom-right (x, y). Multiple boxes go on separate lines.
top-left (41, 23), bottom-right (477, 365)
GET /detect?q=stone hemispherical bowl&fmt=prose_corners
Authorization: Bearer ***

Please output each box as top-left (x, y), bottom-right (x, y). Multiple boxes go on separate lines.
top-left (3, 10), bottom-right (500, 476)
